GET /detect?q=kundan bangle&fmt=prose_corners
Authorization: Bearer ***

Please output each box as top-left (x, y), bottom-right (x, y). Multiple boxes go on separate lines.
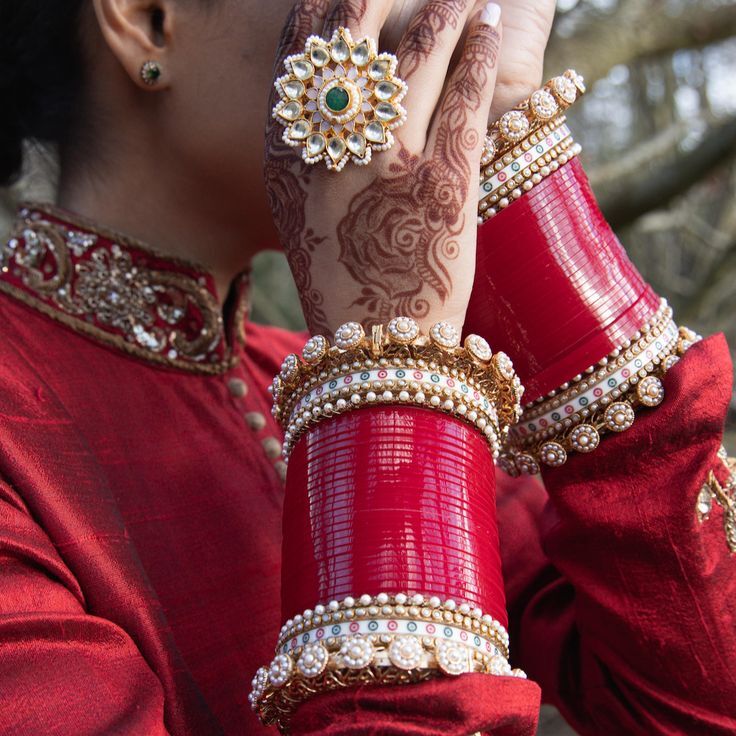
top-left (499, 310), bottom-right (701, 475)
top-left (478, 70), bottom-right (585, 224)
top-left (250, 591), bottom-right (524, 731)
top-left (271, 317), bottom-right (524, 460)
top-left (480, 69), bottom-right (585, 165)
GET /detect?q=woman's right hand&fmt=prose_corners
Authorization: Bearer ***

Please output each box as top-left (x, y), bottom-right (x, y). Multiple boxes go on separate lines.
top-left (264, 0), bottom-right (502, 337)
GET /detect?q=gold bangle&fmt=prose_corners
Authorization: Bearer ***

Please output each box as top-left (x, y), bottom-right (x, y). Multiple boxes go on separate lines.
top-left (479, 135), bottom-right (581, 222)
top-left (481, 69), bottom-right (586, 166)
top-left (500, 321), bottom-right (701, 475)
top-left (250, 592), bottom-right (524, 733)
top-left (271, 318), bottom-right (524, 460)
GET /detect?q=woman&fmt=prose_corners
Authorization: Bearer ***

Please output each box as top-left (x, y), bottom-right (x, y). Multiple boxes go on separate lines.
top-left (0, 1), bottom-right (734, 735)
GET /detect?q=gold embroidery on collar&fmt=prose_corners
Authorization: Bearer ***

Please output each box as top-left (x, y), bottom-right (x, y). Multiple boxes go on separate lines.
top-left (697, 446), bottom-right (736, 554)
top-left (0, 205), bottom-right (245, 374)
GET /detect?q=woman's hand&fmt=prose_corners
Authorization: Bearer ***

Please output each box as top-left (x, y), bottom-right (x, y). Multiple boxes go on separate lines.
top-left (484, 0), bottom-right (556, 118)
top-left (383, 0), bottom-right (557, 121)
top-left (265, 0), bottom-right (502, 336)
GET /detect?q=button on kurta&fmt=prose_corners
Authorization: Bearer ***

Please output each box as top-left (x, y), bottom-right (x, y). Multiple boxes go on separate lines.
top-left (246, 412), bottom-right (267, 432)
top-left (228, 378), bottom-right (248, 398)
top-left (262, 437), bottom-right (282, 460)
top-left (274, 461), bottom-right (288, 483)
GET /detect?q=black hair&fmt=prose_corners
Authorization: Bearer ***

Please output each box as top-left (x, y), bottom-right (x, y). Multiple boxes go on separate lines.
top-left (0, 2), bottom-right (86, 187)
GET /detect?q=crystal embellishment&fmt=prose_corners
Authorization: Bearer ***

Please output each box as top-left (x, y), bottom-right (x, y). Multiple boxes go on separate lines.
top-left (1, 208), bottom-right (233, 374)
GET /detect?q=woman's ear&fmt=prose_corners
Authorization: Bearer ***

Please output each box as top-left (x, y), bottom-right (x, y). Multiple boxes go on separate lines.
top-left (91, 0), bottom-right (175, 90)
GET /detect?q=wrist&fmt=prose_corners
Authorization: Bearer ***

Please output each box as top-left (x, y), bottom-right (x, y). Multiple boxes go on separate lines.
top-left (252, 318), bottom-right (526, 729)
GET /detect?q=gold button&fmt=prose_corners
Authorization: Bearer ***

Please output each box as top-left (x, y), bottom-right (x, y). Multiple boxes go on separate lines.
top-left (246, 412), bottom-right (267, 432)
top-left (228, 378), bottom-right (248, 398)
top-left (274, 461), bottom-right (288, 482)
top-left (263, 437), bottom-right (283, 460)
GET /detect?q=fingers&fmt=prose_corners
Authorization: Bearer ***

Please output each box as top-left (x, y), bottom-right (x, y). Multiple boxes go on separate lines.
top-left (426, 3), bottom-right (502, 170)
top-left (395, 0), bottom-right (476, 145)
top-left (276, 0), bottom-right (332, 66)
top-left (488, 0), bottom-right (556, 120)
top-left (397, 0), bottom-right (474, 80)
top-left (322, 0), bottom-right (393, 39)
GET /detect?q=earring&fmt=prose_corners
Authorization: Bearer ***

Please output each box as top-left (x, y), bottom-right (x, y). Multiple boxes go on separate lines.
top-left (140, 60), bottom-right (162, 86)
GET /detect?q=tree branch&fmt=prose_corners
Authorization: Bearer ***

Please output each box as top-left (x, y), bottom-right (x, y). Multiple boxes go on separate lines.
top-left (546, 0), bottom-right (736, 85)
top-left (592, 116), bottom-right (736, 230)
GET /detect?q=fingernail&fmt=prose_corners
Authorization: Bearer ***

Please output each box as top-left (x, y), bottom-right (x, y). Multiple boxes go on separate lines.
top-left (480, 2), bottom-right (502, 27)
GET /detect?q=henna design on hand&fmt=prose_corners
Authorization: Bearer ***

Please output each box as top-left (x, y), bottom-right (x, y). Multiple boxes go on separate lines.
top-left (397, 0), bottom-right (470, 80)
top-left (325, 0), bottom-right (368, 31)
top-left (336, 25), bottom-right (500, 323)
top-left (266, 0), bottom-right (333, 335)
top-left (336, 147), bottom-right (460, 322)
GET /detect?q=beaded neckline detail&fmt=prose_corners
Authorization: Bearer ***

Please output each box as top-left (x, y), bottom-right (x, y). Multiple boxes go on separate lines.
top-left (0, 204), bottom-right (249, 374)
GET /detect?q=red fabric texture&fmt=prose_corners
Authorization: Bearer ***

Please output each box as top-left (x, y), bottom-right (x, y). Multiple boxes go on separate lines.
top-left (0, 293), bottom-right (297, 735)
top-left (522, 335), bottom-right (736, 735)
top-left (466, 158), bottom-right (660, 402)
top-left (0, 215), bottom-right (734, 734)
top-left (283, 406), bottom-right (507, 625)
top-left (292, 675), bottom-right (541, 735)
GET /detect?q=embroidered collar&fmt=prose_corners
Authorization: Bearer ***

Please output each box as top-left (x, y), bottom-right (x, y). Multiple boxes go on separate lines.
top-left (0, 204), bottom-right (250, 374)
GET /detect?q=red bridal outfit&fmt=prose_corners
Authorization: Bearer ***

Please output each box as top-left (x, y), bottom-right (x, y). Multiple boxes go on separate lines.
top-left (0, 193), bottom-right (733, 736)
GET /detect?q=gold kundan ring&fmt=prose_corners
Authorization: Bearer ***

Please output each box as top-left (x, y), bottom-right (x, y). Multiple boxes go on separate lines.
top-left (273, 28), bottom-right (408, 171)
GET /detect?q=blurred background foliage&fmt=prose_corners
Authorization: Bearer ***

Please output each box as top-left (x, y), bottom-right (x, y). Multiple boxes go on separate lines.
top-left (1, 2), bottom-right (734, 734)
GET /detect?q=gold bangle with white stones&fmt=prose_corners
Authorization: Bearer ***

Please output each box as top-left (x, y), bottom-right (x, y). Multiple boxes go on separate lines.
top-left (478, 131), bottom-right (581, 223)
top-left (270, 318), bottom-right (524, 460)
top-left (499, 323), bottom-right (701, 475)
top-left (249, 592), bottom-right (524, 732)
top-left (481, 69), bottom-right (586, 167)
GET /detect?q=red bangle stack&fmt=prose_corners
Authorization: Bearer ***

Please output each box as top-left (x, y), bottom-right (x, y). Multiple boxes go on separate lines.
top-left (466, 157), bottom-right (660, 403)
top-left (282, 405), bottom-right (507, 627)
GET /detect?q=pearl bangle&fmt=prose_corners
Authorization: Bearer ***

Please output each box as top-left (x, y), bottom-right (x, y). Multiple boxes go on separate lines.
top-left (481, 69), bottom-right (586, 165)
top-left (478, 70), bottom-right (586, 224)
top-left (282, 364), bottom-right (503, 459)
top-left (277, 592), bottom-right (510, 656)
top-left (250, 592), bottom-right (523, 731)
top-left (500, 322), bottom-right (701, 475)
top-left (478, 138), bottom-right (582, 223)
top-left (271, 317), bottom-right (524, 461)
top-left (521, 299), bottom-right (673, 413)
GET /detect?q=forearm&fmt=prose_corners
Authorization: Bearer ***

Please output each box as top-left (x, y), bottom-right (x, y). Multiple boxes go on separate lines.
top-left (467, 156), bottom-right (660, 403)
top-left (251, 324), bottom-right (541, 735)
top-left (467, 139), bottom-right (736, 732)
top-left (533, 337), bottom-right (736, 734)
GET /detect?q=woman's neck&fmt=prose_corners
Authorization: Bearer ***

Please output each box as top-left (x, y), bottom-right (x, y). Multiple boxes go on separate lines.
top-left (57, 153), bottom-right (265, 306)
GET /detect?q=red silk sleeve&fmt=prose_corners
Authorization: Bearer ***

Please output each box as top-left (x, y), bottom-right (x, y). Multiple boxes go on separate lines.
top-left (283, 406), bottom-right (543, 735)
top-left (518, 336), bottom-right (736, 735)
top-left (0, 478), bottom-right (169, 735)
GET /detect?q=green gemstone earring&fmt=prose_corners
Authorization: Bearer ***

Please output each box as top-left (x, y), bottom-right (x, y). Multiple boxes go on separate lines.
top-left (140, 60), bottom-right (162, 86)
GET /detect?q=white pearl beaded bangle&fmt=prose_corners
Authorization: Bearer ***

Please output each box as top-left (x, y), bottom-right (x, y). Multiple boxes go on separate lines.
top-left (271, 317), bottom-right (524, 461)
top-left (482, 69), bottom-right (585, 165)
top-left (478, 70), bottom-right (586, 224)
top-left (250, 592), bottom-right (523, 730)
top-left (500, 318), bottom-right (701, 476)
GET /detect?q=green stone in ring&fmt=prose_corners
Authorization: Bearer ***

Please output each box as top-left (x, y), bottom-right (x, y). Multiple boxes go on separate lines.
top-left (325, 86), bottom-right (350, 113)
